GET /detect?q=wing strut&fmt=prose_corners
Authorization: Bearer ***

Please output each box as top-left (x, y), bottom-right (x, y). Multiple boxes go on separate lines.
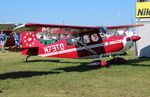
top-left (73, 37), bottom-right (98, 57)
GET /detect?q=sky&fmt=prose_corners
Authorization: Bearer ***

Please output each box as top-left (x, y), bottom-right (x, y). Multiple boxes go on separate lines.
top-left (0, 0), bottom-right (136, 26)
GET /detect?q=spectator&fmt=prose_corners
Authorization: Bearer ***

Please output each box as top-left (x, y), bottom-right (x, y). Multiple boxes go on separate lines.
top-left (0, 31), bottom-right (7, 52)
top-left (14, 32), bottom-right (20, 48)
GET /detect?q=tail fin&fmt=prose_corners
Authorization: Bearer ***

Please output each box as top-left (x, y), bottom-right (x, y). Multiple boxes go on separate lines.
top-left (21, 31), bottom-right (41, 48)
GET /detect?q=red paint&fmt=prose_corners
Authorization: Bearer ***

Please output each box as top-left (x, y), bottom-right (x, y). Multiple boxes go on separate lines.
top-left (21, 31), bottom-right (125, 59)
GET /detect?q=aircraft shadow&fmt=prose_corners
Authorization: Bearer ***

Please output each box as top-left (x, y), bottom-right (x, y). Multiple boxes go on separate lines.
top-left (53, 58), bottom-right (150, 73)
top-left (0, 71), bottom-right (60, 80)
top-left (107, 57), bottom-right (150, 67)
top-left (124, 58), bottom-right (150, 67)
top-left (25, 59), bottom-right (87, 64)
top-left (26, 59), bottom-right (60, 63)
top-left (53, 63), bottom-right (102, 72)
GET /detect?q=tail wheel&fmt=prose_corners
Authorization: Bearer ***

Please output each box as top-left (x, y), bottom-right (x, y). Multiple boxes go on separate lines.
top-left (24, 55), bottom-right (30, 62)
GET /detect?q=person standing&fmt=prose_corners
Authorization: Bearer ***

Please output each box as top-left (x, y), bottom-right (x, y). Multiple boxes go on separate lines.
top-left (0, 31), bottom-right (7, 52)
top-left (14, 32), bottom-right (20, 48)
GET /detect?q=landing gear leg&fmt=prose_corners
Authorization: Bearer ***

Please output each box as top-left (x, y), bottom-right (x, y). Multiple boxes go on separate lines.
top-left (24, 55), bottom-right (30, 62)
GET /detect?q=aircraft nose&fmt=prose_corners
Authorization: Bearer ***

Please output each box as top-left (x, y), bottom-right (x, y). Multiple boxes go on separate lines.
top-left (131, 36), bottom-right (141, 42)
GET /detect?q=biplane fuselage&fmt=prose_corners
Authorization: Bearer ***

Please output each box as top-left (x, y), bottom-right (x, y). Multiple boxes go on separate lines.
top-left (21, 31), bottom-right (139, 59)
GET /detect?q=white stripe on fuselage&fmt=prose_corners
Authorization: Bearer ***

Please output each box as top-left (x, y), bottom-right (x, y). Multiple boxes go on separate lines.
top-left (38, 40), bottom-right (123, 57)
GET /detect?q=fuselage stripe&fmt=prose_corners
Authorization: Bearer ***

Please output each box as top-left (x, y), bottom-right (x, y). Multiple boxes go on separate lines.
top-left (38, 40), bottom-right (122, 57)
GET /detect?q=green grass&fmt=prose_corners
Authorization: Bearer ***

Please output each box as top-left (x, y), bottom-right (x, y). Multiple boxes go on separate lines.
top-left (0, 50), bottom-right (150, 97)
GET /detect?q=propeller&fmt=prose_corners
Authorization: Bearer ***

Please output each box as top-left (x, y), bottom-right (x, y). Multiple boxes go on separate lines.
top-left (131, 18), bottom-right (139, 57)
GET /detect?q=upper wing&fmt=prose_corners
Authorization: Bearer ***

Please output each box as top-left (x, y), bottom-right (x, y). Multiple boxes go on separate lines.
top-left (13, 23), bottom-right (144, 34)
top-left (13, 23), bottom-right (100, 34)
top-left (106, 24), bottom-right (144, 29)
top-left (105, 24), bottom-right (144, 35)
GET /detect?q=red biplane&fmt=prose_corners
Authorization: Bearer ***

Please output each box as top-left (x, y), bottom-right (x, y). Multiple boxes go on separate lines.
top-left (13, 23), bottom-right (143, 67)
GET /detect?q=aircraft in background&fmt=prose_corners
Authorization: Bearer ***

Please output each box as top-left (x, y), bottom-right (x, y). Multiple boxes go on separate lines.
top-left (13, 23), bottom-right (143, 67)
top-left (0, 30), bottom-right (15, 48)
top-left (0, 23), bottom-right (16, 49)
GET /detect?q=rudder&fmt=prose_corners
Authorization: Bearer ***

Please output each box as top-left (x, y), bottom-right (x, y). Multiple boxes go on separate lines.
top-left (21, 31), bottom-right (41, 48)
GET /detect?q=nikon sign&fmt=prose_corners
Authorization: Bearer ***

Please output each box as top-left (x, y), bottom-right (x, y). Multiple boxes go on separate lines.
top-left (136, 2), bottom-right (150, 18)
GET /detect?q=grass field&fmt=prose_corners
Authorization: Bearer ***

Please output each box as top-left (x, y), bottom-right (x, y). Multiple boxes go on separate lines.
top-left (0, 50), bottom-right (150, 97)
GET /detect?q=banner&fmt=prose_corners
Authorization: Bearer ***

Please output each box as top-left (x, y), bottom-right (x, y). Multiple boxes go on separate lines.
top-left (136, 2), bottom-right (150, 18)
